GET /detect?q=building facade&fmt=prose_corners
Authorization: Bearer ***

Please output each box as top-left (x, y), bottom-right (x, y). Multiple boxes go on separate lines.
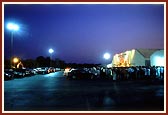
top-left (112, 49), bottom-right (163, 67)
top-left (150, 50), bottom-right (164, 66)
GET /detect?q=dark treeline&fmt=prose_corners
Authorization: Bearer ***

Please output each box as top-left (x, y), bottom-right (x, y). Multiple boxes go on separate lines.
top-left (4, 56), bottom-right (101, 69)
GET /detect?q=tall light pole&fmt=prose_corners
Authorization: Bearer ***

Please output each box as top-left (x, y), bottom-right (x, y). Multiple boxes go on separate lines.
top-left (49, 48), bottom-right (54, 67)
top-left (103, 52), bottom-right (111, 77)
top-left (7, 22), bottom-right (19, 68)
top-left (103, 52), bottom-right (111, 68)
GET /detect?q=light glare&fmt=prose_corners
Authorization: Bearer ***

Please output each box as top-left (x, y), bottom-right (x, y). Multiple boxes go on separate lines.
top-left (13, 24), bottom-right (19, 31)
top-left (154, 56), bottom-right (164, 66)
top-left (7, 23), bottom-right (19, 31)
top-left (13, 57), bottom-right (19, 63)
top-left (7, 23), bottom-right (14, 30)
top-left (104, 53), bottom-right (111, 60)
top-left (49, 48), bottom-right (54, 54)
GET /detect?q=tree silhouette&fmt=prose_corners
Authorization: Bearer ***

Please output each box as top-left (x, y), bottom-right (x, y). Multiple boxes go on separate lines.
top-left (36, 56), bottom-right (46, 67)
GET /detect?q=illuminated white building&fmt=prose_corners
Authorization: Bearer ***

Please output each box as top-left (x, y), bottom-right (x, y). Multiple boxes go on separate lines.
top-left (150, 50), bottom-right (164, 66)
top-left (112, 49), bottom-right (163, 67)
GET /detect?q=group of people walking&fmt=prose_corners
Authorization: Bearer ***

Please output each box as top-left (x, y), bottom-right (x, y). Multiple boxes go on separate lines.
top-left (85, 66), bottom-right (164, 81)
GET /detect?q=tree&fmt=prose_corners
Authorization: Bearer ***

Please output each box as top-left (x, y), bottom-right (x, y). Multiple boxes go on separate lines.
top-left (22, 59), bottom-right (36, 68)
top-left (36, 56), bottom-right (46, 67)
top-left (55, 58), bottom-right (65, 68)
top-left (4, 59), bottom-right (10, 69)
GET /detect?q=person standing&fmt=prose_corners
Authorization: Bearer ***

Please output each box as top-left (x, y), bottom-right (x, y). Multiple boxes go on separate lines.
top-left (112, 68), bottom-right (117, 81)
top-left (160, 66), bottom-right (164, 79)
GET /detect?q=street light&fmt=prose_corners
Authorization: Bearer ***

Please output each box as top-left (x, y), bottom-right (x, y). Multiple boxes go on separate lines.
top-left (13, 57), bottom-right (19, 68)
top-left (13, 57), bottom-right (19, 63)
top-left (6, 22), bottom-right (20, 68)
top-left (49, 48), bottom-right (54, 54)
top-left (104, 52), bottom-right (111, 60)
top-left (49, 48), bottom-right (54, 66)
top-left (102, 52), bottom-right (111, 77)
top-left (103, 52), bottom-right (111, 68)
top-left (7, 23), bottom-right (19, 31)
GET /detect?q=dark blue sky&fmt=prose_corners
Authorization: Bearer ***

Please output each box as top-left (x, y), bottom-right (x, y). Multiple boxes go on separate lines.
top-left (4, 4), bottom-right (164, 64)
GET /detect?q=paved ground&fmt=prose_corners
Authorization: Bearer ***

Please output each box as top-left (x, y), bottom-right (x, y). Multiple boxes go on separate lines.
top-left (4, 71), bottom-right (164, 111)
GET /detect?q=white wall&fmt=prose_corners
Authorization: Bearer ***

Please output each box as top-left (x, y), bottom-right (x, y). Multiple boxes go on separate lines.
top-left (131, 50), bottom-right (145, 66)
top-left (150, 50), bottom-right (164, 66)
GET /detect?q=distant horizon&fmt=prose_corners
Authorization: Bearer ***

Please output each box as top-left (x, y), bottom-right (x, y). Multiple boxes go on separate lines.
top-left (4, 55), bottom-right (102, 64)
top-left (4, 48), bottom-right (164, 65)
top-left (4, 47), bottom-right (165, 64)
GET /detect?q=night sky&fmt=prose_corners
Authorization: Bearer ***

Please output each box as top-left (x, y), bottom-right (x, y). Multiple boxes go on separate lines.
top-left (4, 3), bottom-right (164, 64)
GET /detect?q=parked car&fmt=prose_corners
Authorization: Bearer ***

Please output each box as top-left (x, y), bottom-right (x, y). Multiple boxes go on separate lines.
top-left (48, 67), bottom-right (55, 73)
top-left (30, 68), bottom-right (38, 75)
top-left (36, 67), bottom-right (49, 74)
top-left (55, 68), bottom-right (61, 71)
top-left (4, 69), bottom-right (14, 80)
top-left (25, 68), bottom-right (37, 75)
top-left (66, 69), bottom-right (96, 80)
top-left (25, 68), bottom-right (33, 76)
top-left (13, 68), bottom-right (27, 78)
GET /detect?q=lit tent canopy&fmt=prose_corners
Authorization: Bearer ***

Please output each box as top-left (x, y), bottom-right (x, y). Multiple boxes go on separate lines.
top-left (112, 49), bottom-right (163, 67)
top-left (150, 50), bottom-right (164, 66)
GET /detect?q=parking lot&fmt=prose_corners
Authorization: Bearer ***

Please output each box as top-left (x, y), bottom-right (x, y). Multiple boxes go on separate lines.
top-left (4, 71), bottom-right (164, 111)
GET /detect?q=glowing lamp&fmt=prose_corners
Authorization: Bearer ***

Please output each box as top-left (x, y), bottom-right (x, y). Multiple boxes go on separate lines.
top-left (7, 23), bottom-right (19, 31)
top-left (13, 57), bottom-right (19, 63)
top-left (49, 48), bottom-right (54, 54)
top-left (104, 53), bottom-right (111, 60)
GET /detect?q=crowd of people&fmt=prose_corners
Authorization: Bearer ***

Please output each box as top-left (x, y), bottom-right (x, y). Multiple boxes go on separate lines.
top-left (83, 66), bottom-right (164, 81)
